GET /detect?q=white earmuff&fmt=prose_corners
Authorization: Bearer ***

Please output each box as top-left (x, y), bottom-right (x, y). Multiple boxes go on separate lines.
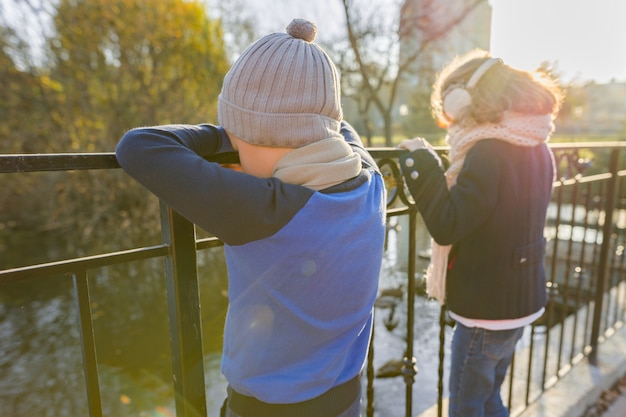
top-left (442, 88), bottom-right (472, 121)
top-left (442, 57), bottom-right (501, 121)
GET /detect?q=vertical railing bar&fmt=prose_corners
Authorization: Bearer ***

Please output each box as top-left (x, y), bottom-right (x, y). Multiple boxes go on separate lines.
top-left (366, 311), bottom-right (375, 417)
top-left (614, 233), bottom-right (625, 325)
top-left (547, 176), bottom-right (563, 387)
top-left (614, 251), bottom-right (623, 325)
top-left (603, 233), bottom-right (616, 332)
top-left (585, 181), bottom-right (604, 347)
top-left (403, 209), bottom-right (418, 417)
top-left (568, 181), bottom-right (583, 362)
top-left (590, 148), bottom-right (620, 363)
top-left (601, 289), bottom-right (610, 335)
top-left (618, 211), bottom-right (626, 321)
top-left (600, 182), bottom-right (613, 338)
top-left (571, 182), bottom-right (592, 361)
top-left (72, 270), bottom-right (103, 417)
top-left (610, 186), bottom-right (626, 327)
top-left (556, 179), bottom-right (580, 374)
top-left (525, 325), bottom-right (537, 406)
top-left (437, 306), bottom-right (446, 417)
top-left (160, 202), bottom-right (207, 417)
top-left (620, 174), bottom-right (626, 323)
top-left (616, 179), bottom-right (625, 324)
top-left (606, 241), bottom-right (618, 329)
top-left (507, 352), bottom-right (515, 410)
top-left (620, 263), bottom-right (626, 322)
top-left (610, 213), bottom-right (625, 328)
top-left (571, 269), bottom-right (585, 361)
top-left (541, 286), bottom-right (557, 390)
top-left (542, 170), bottom-right (563, 390)
top-left (620, 283), bottom-right (626, 324)
top-left (602, 184), bottom-right (614, 341)
top-left (549, 183), bottom-right (564, 286)
top-left (569, 181), bottom-right (589, 363)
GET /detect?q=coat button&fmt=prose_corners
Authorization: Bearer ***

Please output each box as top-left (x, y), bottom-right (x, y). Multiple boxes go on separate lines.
top-left (405, 158), bottom-right (415, 167)
top-left (410, 171), bottom-right (419, 180)
top-left (520, 257), bottom-right (527, 263)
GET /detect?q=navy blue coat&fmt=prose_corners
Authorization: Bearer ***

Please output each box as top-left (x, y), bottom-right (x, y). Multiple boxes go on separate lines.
top-left (400, 139), bottom-right (554, 319)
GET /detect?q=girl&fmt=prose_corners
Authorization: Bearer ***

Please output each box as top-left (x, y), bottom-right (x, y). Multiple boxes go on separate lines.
top-left (398, 49), bottom-right (564, 417)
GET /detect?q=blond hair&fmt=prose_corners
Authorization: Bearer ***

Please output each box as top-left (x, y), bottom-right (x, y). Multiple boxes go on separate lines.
top-left (431, 49), bottom-right (564, 127)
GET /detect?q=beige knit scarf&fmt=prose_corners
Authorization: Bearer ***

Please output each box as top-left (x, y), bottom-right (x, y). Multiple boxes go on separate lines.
top-left (427, 112), bottom-right (555, 305)
top-left (273, 137), bottom-right (362, 191)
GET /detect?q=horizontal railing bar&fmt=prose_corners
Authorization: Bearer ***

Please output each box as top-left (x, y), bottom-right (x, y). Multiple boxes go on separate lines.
top-left (368, 148), bottom-right (408, 158)
top-left (2, 143), bottom-right (625, 173)
top-left (387, 206), bottom-right (414, 217)
top-left (0, 152), bottom-right (240, 173)
top-left (0, 153), bottom-right (120, 173)
top-left (196, 236), bottom-right (225, 250)
top-left (1, 237), bottom-right (227, 283)
top-left (549, 141), bottom-right (626, 150)
top-left (552, 170), bottom-right (626, 188)
top-left (368, 142), bottom-right (626, 158)
top-left (0, 245), bottom-right (169, 283)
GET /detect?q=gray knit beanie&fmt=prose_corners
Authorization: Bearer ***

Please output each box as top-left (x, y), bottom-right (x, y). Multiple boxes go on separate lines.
top-left (217, 19), bottom-right (343, 148)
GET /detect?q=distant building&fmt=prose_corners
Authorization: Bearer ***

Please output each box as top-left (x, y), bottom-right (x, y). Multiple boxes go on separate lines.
top-left (396, 0), bottom-right (492, 135)
top-left (399, 0), bottom-right (492, 84)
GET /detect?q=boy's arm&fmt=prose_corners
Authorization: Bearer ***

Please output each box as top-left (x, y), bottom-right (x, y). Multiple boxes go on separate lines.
top-left (115, 124), bottom-right (243, 237)
top-left (115, 123), bottom-right (312, 245)
top-left (115, 123), bottom-right (237, 185)
top-left (116, 123), bottom-right (234, 160)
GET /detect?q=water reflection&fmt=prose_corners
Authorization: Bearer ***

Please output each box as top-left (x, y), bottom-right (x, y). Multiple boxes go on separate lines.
top-left (0, 276), bottom-right (87, 416)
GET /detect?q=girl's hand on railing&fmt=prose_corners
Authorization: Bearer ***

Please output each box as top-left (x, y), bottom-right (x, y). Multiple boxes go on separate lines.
top-left (398, 138), bottom-right (444, 168)
top-left (398, 137), bottom-right (431, 152)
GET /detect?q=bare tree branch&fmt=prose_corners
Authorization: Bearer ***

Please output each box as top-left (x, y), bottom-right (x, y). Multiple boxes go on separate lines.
top-left (334, 0), bottom-right (487, 146)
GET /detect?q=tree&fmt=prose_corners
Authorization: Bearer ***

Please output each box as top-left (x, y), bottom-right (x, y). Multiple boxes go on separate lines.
top-left (49, 0), bottom-right (228, 151)
top-left (0, 2), bottom-right (62, 153)
top-left (0, 0), bottom-right (230, 261)
top-left (331, 0), bottom-right (488, 146)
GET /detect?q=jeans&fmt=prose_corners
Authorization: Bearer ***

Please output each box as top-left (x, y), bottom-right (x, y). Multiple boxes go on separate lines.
top-left (448, 323), bottom-right (524, 417)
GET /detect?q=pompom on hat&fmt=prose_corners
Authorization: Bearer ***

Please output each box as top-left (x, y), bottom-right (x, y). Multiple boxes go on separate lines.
top-left (217, 19), bottom-right (343, 148)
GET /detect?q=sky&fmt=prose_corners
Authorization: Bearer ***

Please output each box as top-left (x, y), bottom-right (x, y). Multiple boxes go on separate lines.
top-left (2, 0), bottom-right (625, 84)
top-left (245, 0), bottom-right (626, 84)
top-left (489, 0), bottom-right (626, 84)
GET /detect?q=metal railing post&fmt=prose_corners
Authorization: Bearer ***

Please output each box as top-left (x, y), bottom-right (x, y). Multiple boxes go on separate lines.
top-left (589, 148), bottom-right (620, 363)
top-left (403, 208), bottom-right (419, 417)
top-left (72, 270), bottom-right (103, 417)
top-left (160, 202), bottom-right (207, 417)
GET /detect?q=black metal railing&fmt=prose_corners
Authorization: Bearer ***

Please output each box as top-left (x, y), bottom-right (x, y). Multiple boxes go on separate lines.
top-left (498, 143), bottom-right (626, 417)
top-left (1, 143), bottom-right (625, 417)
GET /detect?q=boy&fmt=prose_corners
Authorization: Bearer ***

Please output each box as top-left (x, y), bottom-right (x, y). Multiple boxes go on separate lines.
top-left (116, 19), bottom-right (386, 417)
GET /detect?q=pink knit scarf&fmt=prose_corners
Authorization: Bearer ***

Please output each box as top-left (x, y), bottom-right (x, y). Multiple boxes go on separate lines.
top-left (426, 112), bottom-right (555, 305)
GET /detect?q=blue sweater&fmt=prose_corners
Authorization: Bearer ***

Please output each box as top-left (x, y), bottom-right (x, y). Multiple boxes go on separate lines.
top-left (116, 121), bottom-right (386, 403)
